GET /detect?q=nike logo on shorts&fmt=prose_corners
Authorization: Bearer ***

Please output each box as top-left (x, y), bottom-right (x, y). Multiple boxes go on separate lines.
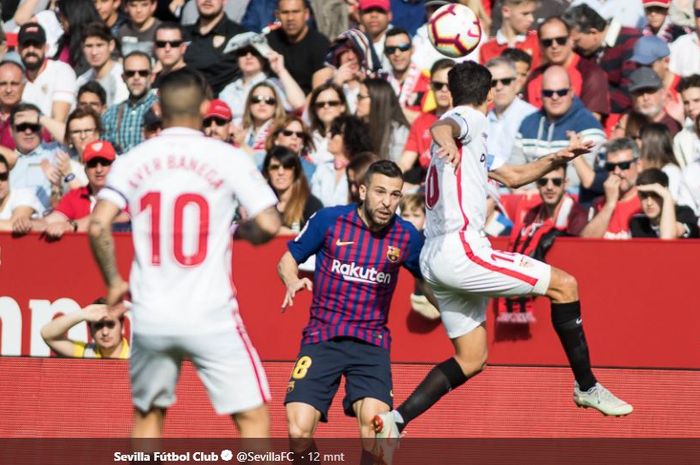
top-left (576, 318), bottom-right (583, 325)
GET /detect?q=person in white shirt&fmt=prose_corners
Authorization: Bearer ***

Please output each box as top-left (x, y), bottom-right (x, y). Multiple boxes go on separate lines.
top-left (0, 154), bottom-right (39, 234)
top-left (18, 22), bottom-right (77, 123)
top-left (373, 62), bottom-right (632, 440)
top-left (485, 56), bottom-right (536, 171)
top-left (669, 0), bottom-right (700, 77)
top-left (674, 74), bottom-right (700, 168)
top-left (77, 22), bottom-right (128, 106)
top-left (88, 68), bottom-right (281, 438)
top-left (358, 0), bottom-right (392, 71)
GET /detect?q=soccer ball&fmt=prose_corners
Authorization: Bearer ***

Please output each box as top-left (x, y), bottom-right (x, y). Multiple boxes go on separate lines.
top-left (427, 3), bottom-right (482, 58)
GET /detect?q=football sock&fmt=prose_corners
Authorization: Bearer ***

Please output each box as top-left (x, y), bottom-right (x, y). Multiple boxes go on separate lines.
top-left (395, 357), bottom-right (469, 432)
top-left (551, 301), bottom-right (597, 391)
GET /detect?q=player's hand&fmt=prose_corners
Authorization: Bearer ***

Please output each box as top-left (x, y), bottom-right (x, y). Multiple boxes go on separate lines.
top-left (82, 304), bottom-right (110, 323)
top-left (603, 174), bottom-right (621, 205)
top-left (106, 277), bottom-right (129, 308)
top-left (282, 277), bottom-right (312, 311)
top-left (553, 131), bottom-right (594, 163)
top-left (435, 142), bottom-right (460, 168)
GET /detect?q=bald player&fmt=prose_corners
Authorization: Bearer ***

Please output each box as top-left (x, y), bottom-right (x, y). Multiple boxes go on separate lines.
top-left (88, 68), bottom-right (281, 437)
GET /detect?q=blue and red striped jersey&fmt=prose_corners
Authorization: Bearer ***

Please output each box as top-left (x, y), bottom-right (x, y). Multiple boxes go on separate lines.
top-left (288, 204), bottom-right (424, 350)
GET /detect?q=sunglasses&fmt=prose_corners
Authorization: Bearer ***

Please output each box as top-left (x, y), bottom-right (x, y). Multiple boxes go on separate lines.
top-left (540, 36), bottom-right (568, 48)
top-left (536, 177), bottom-right (564, 187)
top-left (384, 43), bottom-right (411, 55)
top-left (203, 117), bottom-right (229, 127)
top-left (251, 95), bottom-right (276, 105)
top-left (155, 40), bottom-right (183, 48)
top-left (15, 122), bottom-right (41, 133)
top-left (491, 77), bottom-right (516, 88)
top-left (0, 172), bottom-right (8, 181)
top-left (314, 100), bottom-right (341, 109)
top-left (86, 158), bottom-right (113, 168)
top-left (92, 320), bottom-right (116, 330)
top-left (431, 81), bottom-right (448, 91)
top-left (605, 159), bottom-right (637, 171)
top-left (542, 88), bottom-right (569, 98)
top-left (281, 129), bottom-right (304, 138)
top-left (124, 69), bottom-right (150, 78)
top-left (268, 163), bottom-right (294, 171)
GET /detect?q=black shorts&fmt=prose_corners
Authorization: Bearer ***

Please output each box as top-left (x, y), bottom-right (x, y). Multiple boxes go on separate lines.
top-left (284, 338), bottom-right (393, 422)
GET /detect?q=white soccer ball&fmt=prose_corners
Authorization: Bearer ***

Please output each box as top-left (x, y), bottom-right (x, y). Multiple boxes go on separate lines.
top-left (427, 3), bottom-right (482, 58)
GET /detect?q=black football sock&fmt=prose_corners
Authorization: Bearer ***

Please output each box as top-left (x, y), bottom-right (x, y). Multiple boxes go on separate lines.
top-left (551, 301), bottom-right (597, 391)
top-left (395, 357), bottom-right (469, 432)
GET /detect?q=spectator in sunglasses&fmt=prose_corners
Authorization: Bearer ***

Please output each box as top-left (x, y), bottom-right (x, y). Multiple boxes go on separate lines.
top-left (262, 146), bottom-right (322, 235)
top-left (668, 0), bottom-right (700, 78)
top-left (582, 138), bottom-right (642, 239)
top-left (219, 45), bottom-right (304, 124)
top-left (512, 65), bottom-right (606, 202)
top-left (8, 102), bottom-right (63, 215)
top-left (102, 51), bottom-right (158, 152)
top-left (307, 82), bottom-right (349, 165)
top-left (234, 82), bottom-right (287, 167)
top-left (630, 167), bottom-right (698, 238)
top-left (265, 115), bottom-right (317, 181)
top-left (41, 297), bottom-right (130, 359)
top-left (0, 154), bottom-right (41, 235)
top-left (202, 99), bottom-right (233, 143)
top-left (152, 23), bottom-right (187, 89)
top-left (36, 140), bottom-right (128, 238)
top-left (523, 16), bottom-right (610, 119)
top-left (486, 56), bottom-right (536, 172)
top-left (384, 27), bottom-right (429, 124)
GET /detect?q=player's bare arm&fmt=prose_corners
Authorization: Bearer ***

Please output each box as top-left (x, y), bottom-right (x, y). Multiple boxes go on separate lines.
top-left (490, 132), bottom-right (594, 188)
top-left (40, 305), bottom-right (110, 357)
top-left (430, 118), bottom-right (462, 166)
top-left (415, 279), bottom-right (440, 309)
top-left (277, 251), bottom-right (312, 311)
top-left (235, 206), bottom-right (282, 245)
top-left (88, 199), bottom-right (129, 307)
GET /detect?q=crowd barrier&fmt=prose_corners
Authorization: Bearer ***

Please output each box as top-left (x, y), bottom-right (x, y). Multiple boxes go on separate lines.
top-left (1, 232), bottom-right (698, 369)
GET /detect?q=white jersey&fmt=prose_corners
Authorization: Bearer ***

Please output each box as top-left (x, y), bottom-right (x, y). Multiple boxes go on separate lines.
top-left (424, 105), bottom-right (490, 241)
top-left (98, 127), bottom-right (277, 335)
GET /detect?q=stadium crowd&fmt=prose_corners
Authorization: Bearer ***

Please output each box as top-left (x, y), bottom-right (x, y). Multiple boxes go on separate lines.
top-left (1, 0), bottom-right (699, 249)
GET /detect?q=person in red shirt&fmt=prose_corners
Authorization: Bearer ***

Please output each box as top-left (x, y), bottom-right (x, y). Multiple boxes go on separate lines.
top-left (397, 58), bottom-right (454, 188)
top-left (523, 16), bottom-right (611, 119)
top-left (581, 137), bottom-right (642, 239)
top-left (36, 140), bottom-right (122, 238)
top-left (479, 0), bottom-right (540, 69)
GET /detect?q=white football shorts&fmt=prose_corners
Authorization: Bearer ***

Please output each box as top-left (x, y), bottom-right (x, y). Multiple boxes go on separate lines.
top-left (420, 232), bottom-right (551, 339)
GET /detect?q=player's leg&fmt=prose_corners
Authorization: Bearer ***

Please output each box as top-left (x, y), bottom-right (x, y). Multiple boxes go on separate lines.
top-left (352, 398), bottom-right (393, 465)
top-left (133, 408), bottom-right (166, 437)
top-left (286, 402), bottom-right (322, 439)
top-left (546, 267), bottom-right (633, 416)
top-left (232, 405), bottom-right (271, 437)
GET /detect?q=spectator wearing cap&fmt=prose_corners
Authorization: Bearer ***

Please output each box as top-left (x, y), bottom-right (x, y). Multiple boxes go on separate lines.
top-left (101, 51), bottom-right (158, 152)
top-left (631, 35), bottom-right (684, 124)
top-left (218, 45), bottom-right (305, 124)
top-left (94, 0), bottom-right (129, 38)
top-left (36, 140), bottom-right (124, 238)
top-left (563, 3), bottom-right (642, 113)
top-left (7, 102), bottom-right (62, 215)
top-left (152, 22), bottom-right (187, 89)
top-left (0, 153), bottom-right (40, 235)
top-left (629, 66), bottom-right (682, 137)
top-left (479, 0), bottom-right (540, 69)
top-left (203, 99), bottom-right (233, 143)
top-left (183, 0), bottom-right (248, 95)
top-left (669, 0), bottom-right (700, 77)
top-left (630, 167), bottom-right (699, 238)
top-left (118, 0), bottom-right (162, 57)
top-left (18, 22), bottom-right (78, 123)
top-left (358, 0), bottom-right (393, 71)
top-left (674, 74), bottom-right (700, 168)
top-left (523, 16), bottom-right (611, 119)
top-left (582, 137), bottom-right (642, 239)
top-left (0, 60), bottom-right (26, 152)
top-left (77, 22), bottom-right (129, 107)
top-left (642, 0), bottom-right (692, 43)
top-left (41, 298), bottom-right (130, 359)
top-left (267, 0), bottom-right (331, 95)
top-left (411, 0), bottom-right (472, 72)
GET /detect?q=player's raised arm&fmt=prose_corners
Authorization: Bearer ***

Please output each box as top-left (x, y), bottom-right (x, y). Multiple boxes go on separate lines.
top-left (489, 131), bottom-right (594, 188)
top-left (235, 206), bottom-right (282, 245)
top-left (430, 118), bottom-right (463, 166)
top-left (88, 199), bottom-right (129, 307)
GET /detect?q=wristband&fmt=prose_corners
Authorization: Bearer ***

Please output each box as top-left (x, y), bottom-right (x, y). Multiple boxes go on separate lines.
top-left (64, 173), bottom-right (76, 183)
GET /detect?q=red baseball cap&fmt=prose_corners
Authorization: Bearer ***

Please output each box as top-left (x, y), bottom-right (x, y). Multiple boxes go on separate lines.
top-left (204, 99), bottom-right (232, 121)
top-left (359, 0), bottom-right (390, 12)
top-left (83, 140), bottom-right (116, 164)
top-left (642, 0), bottom-right (671, 8)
